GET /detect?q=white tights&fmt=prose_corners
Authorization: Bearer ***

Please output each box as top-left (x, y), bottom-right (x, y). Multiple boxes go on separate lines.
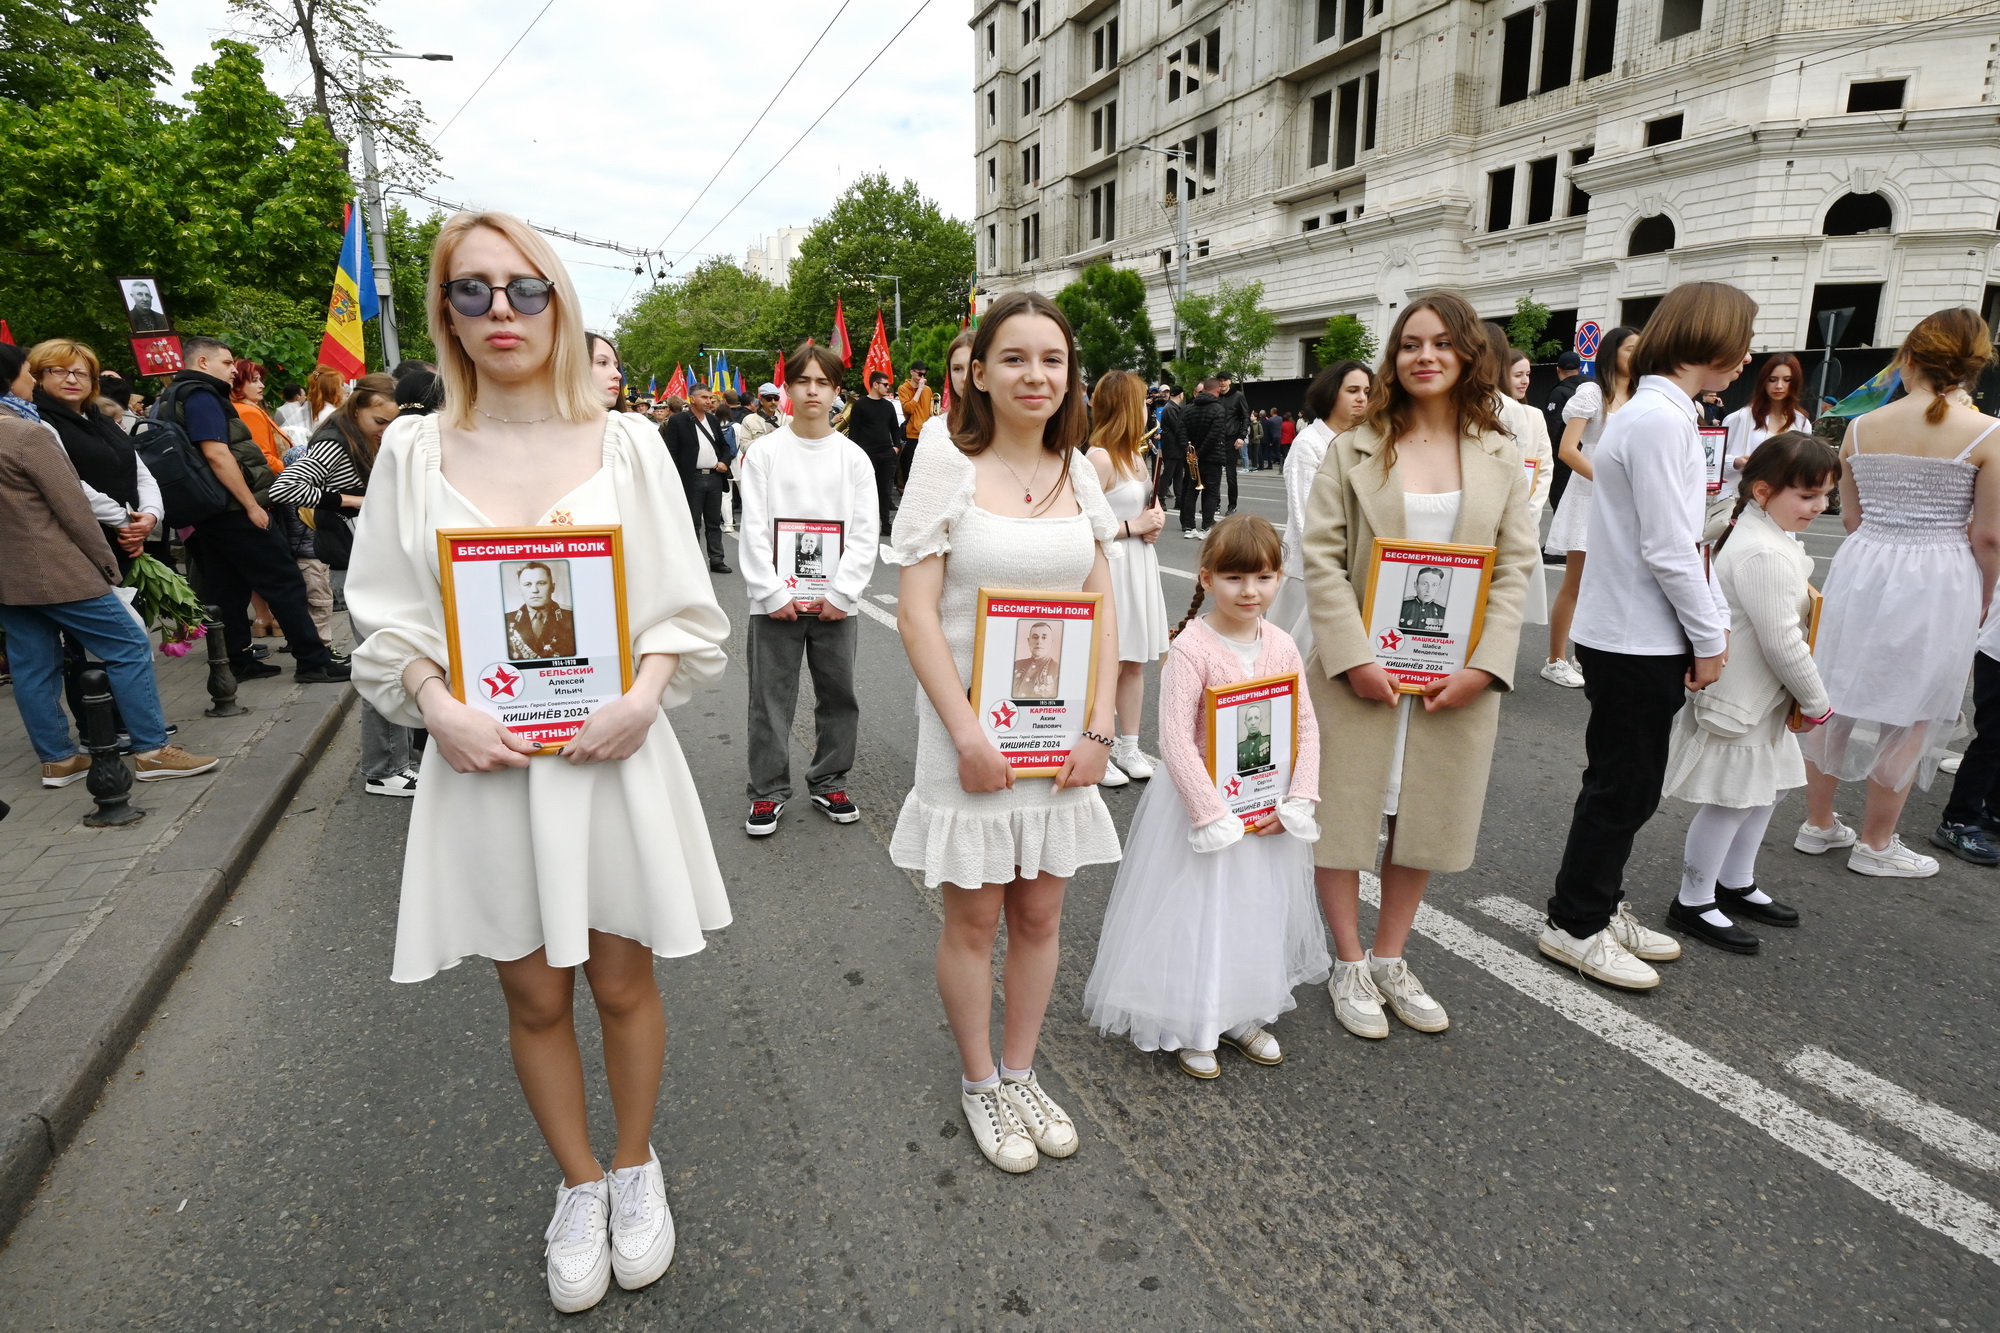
top-left (1680, 801), bottom-right (1779, 920)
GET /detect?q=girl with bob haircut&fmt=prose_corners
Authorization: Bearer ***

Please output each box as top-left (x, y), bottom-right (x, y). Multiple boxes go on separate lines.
top-left (1540, 280), bottom-right (1757, 992)
top-left (1085, 367), bottom-right (1170, 786)
top-left (345, 211), bottom-right (730, 1313)
top-left (1301, 291), bottom-right (1538, 1041)
top-left (890, 289), bottom-right (1122, 1176)
top-left (1799, 307), bottom-right (2000, 874)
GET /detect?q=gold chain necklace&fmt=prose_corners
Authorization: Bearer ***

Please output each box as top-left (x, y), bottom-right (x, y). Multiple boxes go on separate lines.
top-left (474, 404), bottom-right (556, 425)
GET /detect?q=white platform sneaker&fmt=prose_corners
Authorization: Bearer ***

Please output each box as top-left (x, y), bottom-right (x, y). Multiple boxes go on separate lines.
top-left (543, 1176), bottom-right (612, 1313)
top-left (606, 1147), bottom-right (676, 1291)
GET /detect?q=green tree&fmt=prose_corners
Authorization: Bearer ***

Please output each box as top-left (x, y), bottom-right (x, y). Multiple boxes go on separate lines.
top-left (772, 173), bottom-right (975, 385)
top-left (616, 256), bottom-right (782, 387)
top-left (1311, 312), bottom-right (1377, 370)
top-left (0, 0), bottom-right (166, 108)
top-left (1169, 280), bottom-right (1278, 388)
top-left (1052, 263), bottom-right (1158, 383)
top-left (1506, 296), bottom-right (1563, 361)
top-left (376, 201), bottom-right (442, 365)
top-left (890, 321), bottom-right (963, 384)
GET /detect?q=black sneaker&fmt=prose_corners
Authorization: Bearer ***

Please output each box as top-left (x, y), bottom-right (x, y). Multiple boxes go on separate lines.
top-left (248, 644), bottom-right (271, 659)
top-left (230, 658), bottom-right (283, 680)
top-left (1665, 899), bottom-right (1760, 954)
top-left (1715, 883), bottom-right (1801, 927)
top-left (709, 561), bottom-right (732, 575)
top-left (295, 659), bottom-right (352, 683)
top-left (746, 799), bottom-right (784, 836)
top-left (1930, 820), bottom-right (2000, 866)
top-left (810, 790), bottom-right (860, 824)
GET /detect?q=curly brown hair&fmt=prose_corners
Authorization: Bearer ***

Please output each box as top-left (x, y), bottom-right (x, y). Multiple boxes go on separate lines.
top-left (1362, 293), bottom-right (1502, 474)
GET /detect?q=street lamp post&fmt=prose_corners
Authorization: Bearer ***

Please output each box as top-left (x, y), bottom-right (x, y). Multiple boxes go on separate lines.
top-left (353, 49), bottom-right (453, 369)
top-left (866, 274), bottom-right (904, 342)
top-left (1135, 143), bottom-right (1192, 371)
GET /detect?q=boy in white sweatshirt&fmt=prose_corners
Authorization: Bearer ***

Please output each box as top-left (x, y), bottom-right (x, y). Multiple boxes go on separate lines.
top-left (737, 343), bottom-right (881, 836)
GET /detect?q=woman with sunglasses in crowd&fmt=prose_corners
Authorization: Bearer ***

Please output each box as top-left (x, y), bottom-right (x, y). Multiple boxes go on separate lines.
top-left (345, 212), bottom-right (730, 1313)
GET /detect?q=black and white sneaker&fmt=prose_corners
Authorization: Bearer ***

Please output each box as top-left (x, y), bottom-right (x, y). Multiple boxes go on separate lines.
top-left (364, 766), bottom-right (419, 798)
top-left (810, 790), bottom-right (860, 823)
top-left (746, 799), bottom-right (784, 836)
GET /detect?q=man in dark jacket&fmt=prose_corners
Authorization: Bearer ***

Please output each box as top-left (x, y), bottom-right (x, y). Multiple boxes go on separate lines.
top-left (1544, 351), bottom-right (1583, 510)
top-left (1156, 386), bottom-right (1187, 510)
top-left (1214, 372), bottom-right (1250, 513)
top-left (155, 336), bottom-right (344, 683)
top-left (663, 385), bottom-right (736, 573)
top-left (1178, 379), bottom-right (1231, 537)
top-left (845, 370), bottom-right (903, 533)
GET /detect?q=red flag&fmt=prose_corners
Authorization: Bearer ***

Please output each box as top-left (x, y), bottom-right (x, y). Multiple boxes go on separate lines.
top-left (863, 309), bottom-right (893, 389)
top-left (0, 320), bottom-right (13, 345)
top-left (664, 363), bottom-right (688, 399)
top-left (831, 297), bottom-right (852, 368)
top-left (774, 348), bottom-right (790, 415)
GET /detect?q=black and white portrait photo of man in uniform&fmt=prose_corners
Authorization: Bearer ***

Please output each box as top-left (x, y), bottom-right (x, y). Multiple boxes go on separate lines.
top-left (794, 531), bottom-right (826, 579)
top-left (1010, 619), bottom-right (1063, 701)
top-left (1398, 565), bottom-right (1450, 635)
top-left (122, 279), bottom-right (169, 333)
top-left (1236, 702), bottom-right (1273, 773)
top-left (504, 561), bottom-right (578, 662)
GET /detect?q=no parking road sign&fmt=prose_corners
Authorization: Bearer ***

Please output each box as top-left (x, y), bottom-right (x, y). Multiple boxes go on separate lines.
top-left (1575, 320), bottom-right (1604, 365)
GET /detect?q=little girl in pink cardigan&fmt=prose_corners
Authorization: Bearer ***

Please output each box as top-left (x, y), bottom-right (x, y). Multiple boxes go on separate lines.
top-left (1083, 516), bottom-right (1332, 1079)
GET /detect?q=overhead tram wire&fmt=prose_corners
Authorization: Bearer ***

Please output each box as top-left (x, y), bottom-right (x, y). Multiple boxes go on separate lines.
top-left (430, 0), bottom-right (557, 142)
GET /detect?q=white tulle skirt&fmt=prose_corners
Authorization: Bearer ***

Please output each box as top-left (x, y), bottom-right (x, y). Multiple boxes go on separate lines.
top-left (1082, 775), bottom-right (1331, 1053)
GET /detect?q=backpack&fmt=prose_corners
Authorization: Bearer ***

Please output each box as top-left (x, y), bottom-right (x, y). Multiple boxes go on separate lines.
top-left (132, 406), bottom-right (230, 528)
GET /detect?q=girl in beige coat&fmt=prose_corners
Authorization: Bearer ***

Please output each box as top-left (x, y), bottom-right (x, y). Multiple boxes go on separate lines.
top-left (1302, 295), bottom-right (1539, 1039)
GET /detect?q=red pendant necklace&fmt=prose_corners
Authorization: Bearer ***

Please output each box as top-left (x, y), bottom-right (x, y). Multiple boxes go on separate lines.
top-left (997, 450), bottom-right (1045, 504)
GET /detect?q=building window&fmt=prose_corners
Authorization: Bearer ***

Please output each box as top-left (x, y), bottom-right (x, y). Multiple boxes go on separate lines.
top-left (1328, 207), bottom-right (1348, 223)
top-left (1526, 155), bottom-right (1557, 224)
top-left (1091, 107), bottom-right (1103, 151)
top-left (1847, 79), bottom-right (1906, 113)
top-left (1539, 0), bottom-right (1577, 92)
top-left (1823, 192), bottom-right (1893, 236)
top-left (1659, 0), bottom-right (1702, 41)
top-left (1205, 30), bottom-right (1221, 74)
top-left (1628, 214), bottom-right (1676, 255)
top-left (1302, 216), bottom-right (1322, 232)
top-left (1315, 0), bottom-right (1339, 43)
top-left (1499, 9), bottom-right (1534, 106)
top-left (1487, 166), bottom-right (1515, 232)
top-left (1092, 18), bottom-right (1120, 70)
top-left (1168, 66), bottom-right (1182, 102)
top-left (1021, 1), bottom-right (1041, 43)
top-left (1308, 90), bottom-right (1333, 167)
top-left (1342, 0), bottom-right (1365, 43)
top-left (1581, 0), bottom-right (1617, 78)
top-left (986, 157), bottom-right (996, 194)
top-left (1196, 238), bottom-right (1210, 258)
top-left (986, 22), bottom-right (994, 57)
top-left (1644, 113), bottom-right (1684, 146)
top-left (1567, 146), bottom-right (1593, 215)
top-left (1089, 180), bottom-right (1118, 241)
top-left (1336, 77), bottom-right (1362, 169)
top-left (1362, 70), bottom-right (1379, 150)
top-left (1021, 213), bottom-right (1041, 262)
top-left (1104, 100), bottom-right (1118, 152)
top-left (986, 224), bottom-right (997, 267)
top-left (1809, 283), bottom-right (1880, 349)
top-left (1021, 143), bottom-right (1040, 186)
top-left (986, 90), bottom-right (995, 125)
top-left (1201, 127), bottom-right (1218, 179)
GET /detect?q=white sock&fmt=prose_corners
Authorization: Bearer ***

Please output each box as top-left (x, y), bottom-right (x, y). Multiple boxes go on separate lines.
top-left (963, 1069), bottom-right (999, 1095)
top-left (1367, 952), bottom-right (1401, 970)
top-left (1334, 957), bottom-right (1368, 972)
top-left (1739, 887), bottom-right (1774, 905)
top-left (1114, 734), bottom-right (1140, 753)
top-left (999, 1062), bottom-right (1032, 1083)
top-left (1699, 907), bottom-right (1734, 927)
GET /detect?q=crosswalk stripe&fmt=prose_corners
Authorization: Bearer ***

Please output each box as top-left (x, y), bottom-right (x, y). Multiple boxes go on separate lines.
top-left (1785, 1046), bottom-right (2000, 1176)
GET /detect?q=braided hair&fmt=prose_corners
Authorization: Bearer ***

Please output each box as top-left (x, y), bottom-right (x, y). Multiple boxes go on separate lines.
top-left (1711, 431), bottom-right (1838, 559)
top-left (1171, 513), bottom-right (1285, 638)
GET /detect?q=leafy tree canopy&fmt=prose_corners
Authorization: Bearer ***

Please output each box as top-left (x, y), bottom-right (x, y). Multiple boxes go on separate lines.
top-left (0, 0), bottom-right (166, 108)
top-left (1506, 296), bottom-right (1563, 361)
top-left (616, 256), bottom-right (783, 386)
top-left (1312, 312), bottom-right (1377, 371)
top-left (891, 321), bottom-right (964, 386)
top-left (1053, 263), bottom-right (1158, 383)
top-left (1170, 280), bottom-right (1277, 388)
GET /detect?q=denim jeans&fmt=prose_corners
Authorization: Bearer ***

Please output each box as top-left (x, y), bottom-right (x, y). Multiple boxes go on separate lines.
top-left (359, 699), bottom-right (413, 780)
top-left (0, 592), bottom-right (169, 761)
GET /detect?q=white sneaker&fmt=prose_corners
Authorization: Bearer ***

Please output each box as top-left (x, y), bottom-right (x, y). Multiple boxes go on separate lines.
top-left (721, 520), bottom-right (736, 534)
top-left (1940, 752), bottom-right (1964, 775)
top-left (363, 766), bottom-right (419, 798)
top-left (1538, 924), bottom-right (1660, 990)
top-left (1098, 758), bottom-right (1130, 787)
top-left (962, 1084), bottom-right (1038, 1173)
top-left (1795, 817), bottom-right (1858, 855)
top-left (1368, 956), bottom-right (1450, 1032)
top-left (606, 1147), bottom-right (675, 1291)
top-left (543, 1176), bottom-right (612, 1313)
top-left (1848, 835), bottom-right (1940, 878)
top-left (1329, 963), bottom-right (1390, 1039)
top-left (1110, 743), bottom-right (1154, 780)
top-left (1607, 902), bottom-right (1681, 962)
top-left (999, 1069), bottom-right (1079, 1159)
top-left (1539, 658), bottom-right (1585, 689)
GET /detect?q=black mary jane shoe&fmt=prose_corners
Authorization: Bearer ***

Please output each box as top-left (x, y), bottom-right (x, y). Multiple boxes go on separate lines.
top-left (1715, 884), bottom-right (1800, 927)
top-left (1666, 900), bottom-right (1761, 954)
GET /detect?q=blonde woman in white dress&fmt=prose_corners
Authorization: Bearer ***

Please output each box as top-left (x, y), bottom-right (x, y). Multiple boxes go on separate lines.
top-left (347, 213), bottom-right (729, 1313)
top-left (1086, 369), bottom-right (1169, 787)
top-left (891, 291), bottom-right (1122, 1175)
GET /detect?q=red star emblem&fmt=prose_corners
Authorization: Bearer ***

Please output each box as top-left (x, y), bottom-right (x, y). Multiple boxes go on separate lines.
top-left (990, 700), bottom-right (1017, 730)
top-left (481, 664), bottom-right (520, 700)
top-left (1224, 776), bottom-right (1242, 797)
top-left (1378, 629), bottom-right (1403, 651)
top-left (785, 575), bottom-right (798, 589)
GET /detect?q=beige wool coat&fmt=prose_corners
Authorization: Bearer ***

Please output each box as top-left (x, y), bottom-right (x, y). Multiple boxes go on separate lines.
top-left (1302, 420), bottom-right (1540, 872)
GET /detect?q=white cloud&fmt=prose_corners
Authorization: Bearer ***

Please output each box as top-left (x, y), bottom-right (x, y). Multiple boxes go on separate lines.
top-left (151, 0), bottom-right (974, 329)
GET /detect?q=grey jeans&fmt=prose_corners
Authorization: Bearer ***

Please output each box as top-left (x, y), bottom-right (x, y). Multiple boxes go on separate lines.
top-left (746, 611), bottom-right (859, 802)
top-left (360, 699), bottom-right (413, 780)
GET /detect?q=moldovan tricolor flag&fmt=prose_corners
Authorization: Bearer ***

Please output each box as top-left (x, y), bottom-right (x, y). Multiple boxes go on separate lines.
top-left (830, 296), bottom-right (852, 368)
top-left (317, 202), bottom-right (376, 378)
top-left (863, 309), bottom-right (893, 388)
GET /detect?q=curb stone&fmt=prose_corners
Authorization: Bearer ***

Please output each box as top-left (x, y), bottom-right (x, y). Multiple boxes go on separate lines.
top-left (0, 685), bottom-right (357, 1240)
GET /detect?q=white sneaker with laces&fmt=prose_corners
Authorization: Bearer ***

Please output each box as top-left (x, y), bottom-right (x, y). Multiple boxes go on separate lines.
top-left (962, 1084), bottom-right (1038, 1173)
top-left (1000, 1069), bottom-right (1079, 1158)
top-left (1539, 658), bottom-right (1585, 689)
top-left (606, 1147), bottom-right (675, 1291)
top-left (1110, 743), bottom-right (1154, 780)
top-left (363, 767), bottom-right (419, 798)
top-left (1538, 924), bottom-right (1660, 990)
top-left (1329, 963), bottom-right (1390, 1039)
top-left (1368, 956), bottom-right (1450, 1032)
top-left (1608, 902), bottom-right (1681, 962)
top-left (1848, 835), bottom-right (1940, 878)
top-left (543, 1176), bottom-right (612, 1313)
top-left (1794, 817), bottom-right (1858, 855)
top-left (1098, 758), bottom-right (1130, 787)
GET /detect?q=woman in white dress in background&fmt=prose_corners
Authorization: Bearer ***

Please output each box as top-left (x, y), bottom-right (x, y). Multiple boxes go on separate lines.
top-left (1500, 343), bottom-right (1555, 626)
top-left (914, 328), bottom-right (975, 466)
top-left (1713, 352), bottom-right (1813, 532)
top-left (1273, 359), bottom-right (1371, 654)
top-left (347, 212), bottom-right (728, 1313)
top-left (1541, 324), bottom-right (1637, 687)
top-left (890, 291), bottom-right (1122, 1175)
top-left (1087, 369), bottom-right (1169, 786)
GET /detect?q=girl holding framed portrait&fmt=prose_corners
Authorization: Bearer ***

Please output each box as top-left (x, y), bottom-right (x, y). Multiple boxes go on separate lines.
top-left (1301, 293), bottom-right (1539, 1042)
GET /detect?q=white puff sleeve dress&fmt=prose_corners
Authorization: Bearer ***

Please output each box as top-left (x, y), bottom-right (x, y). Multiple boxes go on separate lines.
top-left (346, 412), bottom-right (734, 982)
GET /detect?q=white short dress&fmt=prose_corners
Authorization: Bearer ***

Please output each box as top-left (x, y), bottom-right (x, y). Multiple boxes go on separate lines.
top-left (1273, 419), bottom-right (1333, 654)
top-left (1097, 454), bottom-right (1171, 663)
top-left (888, 443), bottom-right (1123, 889)
top-left (1543, 380), bottom-right (1606, 556)
top-left (347, 413), bottom-right (734, 982)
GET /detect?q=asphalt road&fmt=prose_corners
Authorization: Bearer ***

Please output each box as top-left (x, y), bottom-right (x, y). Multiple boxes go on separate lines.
top-left (2, 467), bottom-right (1997, 1331)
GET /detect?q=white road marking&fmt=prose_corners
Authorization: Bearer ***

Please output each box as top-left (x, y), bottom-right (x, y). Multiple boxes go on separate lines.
top-left (1786, 1046), bottom-right (2000, 1176)
top-left (1390, 886), bottom-right (2000, 1266)
top-left (1160, 565), bottom-right (1194, 580)
top-left (856, 599), bottom-right (898, 631)
top-left (874, 593), bottom-right (898, 604)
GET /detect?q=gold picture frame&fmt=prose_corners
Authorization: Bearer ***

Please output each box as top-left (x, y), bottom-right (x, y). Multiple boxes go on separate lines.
top-left (1204, 672), bottom-right (1301, 826)
top-left (1359, 538), bottom-right (1498, 695)
top-left (967, 587), bottom-right (1104, 778)
top-left (1788, 584), bottom-right (1825, 731)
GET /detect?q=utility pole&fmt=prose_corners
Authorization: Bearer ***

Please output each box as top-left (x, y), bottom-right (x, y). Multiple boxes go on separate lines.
top-left (353, 50), bottom-right (453, 370)
top-left (1136, 144), bottom-right (1192, 369)
top-left (867, 274), bottom-right (904, 341)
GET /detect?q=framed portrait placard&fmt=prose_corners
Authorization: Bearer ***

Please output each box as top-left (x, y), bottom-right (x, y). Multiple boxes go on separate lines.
top-left (775, 518), bottom-right (843, 612)
top-left (1205, 673), bottom-right (1299, 828)
top-left (967, 588), bottom-right (1102, 777)
top-left (1360, 539), bottom-right (1497, 694)
top-left (1700, 427), bottom-right (1729, 494)
top-left (1789, 584), bottom-right (1826, 731)
top-left (436, 527), bottom-right (634, 754)
top-left (1523, 453), bottom-right (1541, 494)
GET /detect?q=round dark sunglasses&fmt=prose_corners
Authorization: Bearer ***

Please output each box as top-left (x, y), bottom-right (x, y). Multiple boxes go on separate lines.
top-left (440, 277), bottom-right (554, 318)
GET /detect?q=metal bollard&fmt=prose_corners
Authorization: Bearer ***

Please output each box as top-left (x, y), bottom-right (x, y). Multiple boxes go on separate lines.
top-left (78, 668), bottom-right (144, 827)
top-left (201, 606), bottom-right (246, 718)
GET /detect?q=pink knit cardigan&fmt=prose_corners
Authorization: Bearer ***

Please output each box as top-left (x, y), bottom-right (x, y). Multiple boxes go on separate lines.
top-left (1159, 616), bottom-right (1321, 828)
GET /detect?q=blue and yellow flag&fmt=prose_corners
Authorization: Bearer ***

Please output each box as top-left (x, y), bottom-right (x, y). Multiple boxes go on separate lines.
top-left (1827, 362), bottom-right (1902, 418)
top-left (317, 203), bottom-right (378, 378)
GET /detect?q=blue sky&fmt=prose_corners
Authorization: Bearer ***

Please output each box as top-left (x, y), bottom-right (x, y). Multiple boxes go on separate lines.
top-left (154, 1), bottom-right (976, 329)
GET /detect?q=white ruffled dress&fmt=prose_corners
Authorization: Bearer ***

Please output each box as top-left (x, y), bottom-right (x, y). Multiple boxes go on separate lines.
top-left (1099, 458), bottom-right (1171, 662)
top-left (887, 443), bottom-right (1123, 889)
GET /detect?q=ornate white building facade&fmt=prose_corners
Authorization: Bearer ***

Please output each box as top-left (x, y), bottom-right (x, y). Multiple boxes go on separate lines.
top-left (972, 0), bottom-right (2000, 373)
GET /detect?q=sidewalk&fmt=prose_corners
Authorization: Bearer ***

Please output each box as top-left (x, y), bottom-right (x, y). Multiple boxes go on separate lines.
top-left (0, 628), bottom-right (357, 1236)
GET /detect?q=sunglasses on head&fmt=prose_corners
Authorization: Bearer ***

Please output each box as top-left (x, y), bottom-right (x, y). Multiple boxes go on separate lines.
top-left (440, 277), bottom-right (554, 318)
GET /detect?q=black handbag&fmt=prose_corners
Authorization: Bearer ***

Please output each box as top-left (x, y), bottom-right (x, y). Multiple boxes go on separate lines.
top-left (312, 500), bottom-right (355, 569)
